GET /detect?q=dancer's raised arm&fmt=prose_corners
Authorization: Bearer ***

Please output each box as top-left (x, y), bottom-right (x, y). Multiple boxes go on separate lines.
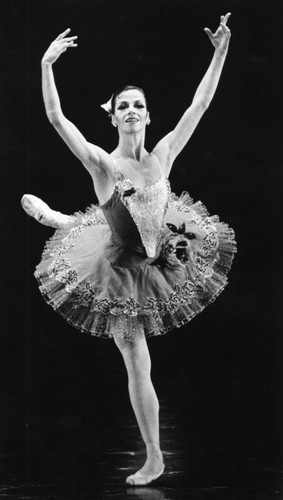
top-left (41, 29), bottom-right (110, 172)
top-left (154, 13), bottom-right (231, 174)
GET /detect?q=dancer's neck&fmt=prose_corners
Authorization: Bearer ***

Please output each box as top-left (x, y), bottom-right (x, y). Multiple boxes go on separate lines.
top-left (114, 130), bottom-right (147, 162)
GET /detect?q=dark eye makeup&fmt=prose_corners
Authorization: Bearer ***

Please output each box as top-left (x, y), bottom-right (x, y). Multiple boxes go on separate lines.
top-left (117, 101), bottom-right (145, 110)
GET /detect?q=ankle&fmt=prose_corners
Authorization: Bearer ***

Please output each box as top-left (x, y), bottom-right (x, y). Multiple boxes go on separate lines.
top-left (146, 441), bottom-right (160, 451)
top-left (53, 210), bottom-right (72, 226)
top-left (145, 442), bottom-right (163, 460)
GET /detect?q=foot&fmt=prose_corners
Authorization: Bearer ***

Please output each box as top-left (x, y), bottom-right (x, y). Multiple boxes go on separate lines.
top-left (126, 448), bottom-right (164, 486)
top-left (21, 194), bottom-right (71, 229)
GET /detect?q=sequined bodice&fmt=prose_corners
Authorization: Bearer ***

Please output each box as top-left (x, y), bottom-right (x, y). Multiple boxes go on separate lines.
top-left (101, 168), bottom-right (170, 258)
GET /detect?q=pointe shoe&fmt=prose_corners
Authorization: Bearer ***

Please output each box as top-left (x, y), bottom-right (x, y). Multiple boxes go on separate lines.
top-left (126, 464), bottom-right (165, 486)
top-left (21, 194), bottom-right (70, 229)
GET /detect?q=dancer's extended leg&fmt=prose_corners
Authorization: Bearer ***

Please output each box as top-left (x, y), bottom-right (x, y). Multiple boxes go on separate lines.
top-left (113, 333), bottom-right (164, 485)
top-left (21, 194), bottom-right (72, 228)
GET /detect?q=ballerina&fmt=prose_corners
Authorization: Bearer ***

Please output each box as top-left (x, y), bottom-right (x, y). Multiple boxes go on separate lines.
top-left (22, 13), bottom-right (236, 486)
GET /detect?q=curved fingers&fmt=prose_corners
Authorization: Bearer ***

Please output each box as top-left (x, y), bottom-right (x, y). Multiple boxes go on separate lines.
top-left (55, 28), bottom-right (71, 41)
top-left (53, 37), bottom-right (78, 52)
top-left (221, 12), bottom-right (231, 26)
top-left (60, 35), bottom-right (78, 42)
top-left (220, 22), bottom-right (231, 36)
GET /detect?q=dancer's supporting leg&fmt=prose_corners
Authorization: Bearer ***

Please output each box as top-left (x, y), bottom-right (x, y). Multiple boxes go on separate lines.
top-left (113, 333), bottom-right (164, 485)
top-left (21, 194), bottom-right (73, 228)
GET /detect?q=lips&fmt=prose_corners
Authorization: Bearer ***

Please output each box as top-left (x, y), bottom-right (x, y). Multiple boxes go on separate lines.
top-left (126, 118), bottom-right (138, 122)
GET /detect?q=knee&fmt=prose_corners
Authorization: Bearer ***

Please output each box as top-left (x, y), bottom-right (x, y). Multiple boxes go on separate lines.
top-left (114, 335), bottom-right (151, 378)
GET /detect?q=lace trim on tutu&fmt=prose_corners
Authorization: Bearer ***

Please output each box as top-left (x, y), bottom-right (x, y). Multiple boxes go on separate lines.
top-left (41, 204), bottom-right (106, 260)
top-left (34, 192), bottom-right (236, 341)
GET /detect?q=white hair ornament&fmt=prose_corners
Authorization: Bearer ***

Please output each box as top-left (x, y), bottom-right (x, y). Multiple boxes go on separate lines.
top-left (100, 96), bottom-right (113, 114)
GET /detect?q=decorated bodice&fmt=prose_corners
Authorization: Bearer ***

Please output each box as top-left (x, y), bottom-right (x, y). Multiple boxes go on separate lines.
top-left (101, 167), bottom-right (170, 258)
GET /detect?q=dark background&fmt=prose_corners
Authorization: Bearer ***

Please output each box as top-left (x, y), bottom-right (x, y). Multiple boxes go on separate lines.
top-left (0, 0), bottom-right (282, 497)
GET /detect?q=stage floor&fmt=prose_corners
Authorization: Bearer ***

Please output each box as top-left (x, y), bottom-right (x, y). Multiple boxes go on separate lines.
top-left (1, 397), bottom-right (281, 500)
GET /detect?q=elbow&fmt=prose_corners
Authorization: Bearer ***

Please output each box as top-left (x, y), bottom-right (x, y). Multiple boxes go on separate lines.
top-left (202, 101), bottom-right (210, 112)
top-left (193, 98), bottom-right (210, 112)
top-left (47, 110), bottom-right (63, 126)
top-left (198, 99), bottom-right (210, 112)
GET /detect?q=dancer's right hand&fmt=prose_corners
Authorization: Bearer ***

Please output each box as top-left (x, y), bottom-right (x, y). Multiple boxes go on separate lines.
top-left (41, 28), bottom-right (78, 64)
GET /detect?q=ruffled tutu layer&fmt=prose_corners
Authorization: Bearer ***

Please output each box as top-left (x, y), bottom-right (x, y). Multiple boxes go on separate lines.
top-left (34, 192), bottom-right (236, 341)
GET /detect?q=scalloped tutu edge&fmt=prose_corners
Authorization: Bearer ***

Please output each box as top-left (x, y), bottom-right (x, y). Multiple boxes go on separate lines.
top-left (34, 191), bottom-right (237, 341)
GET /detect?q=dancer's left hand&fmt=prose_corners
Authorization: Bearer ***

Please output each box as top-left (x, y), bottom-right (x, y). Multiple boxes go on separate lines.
top-left (204, 13), bottom-right (231, 53)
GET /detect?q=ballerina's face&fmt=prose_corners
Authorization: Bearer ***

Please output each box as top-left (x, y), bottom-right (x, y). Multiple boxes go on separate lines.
top-left (112, 89), bottom-right (150, 132)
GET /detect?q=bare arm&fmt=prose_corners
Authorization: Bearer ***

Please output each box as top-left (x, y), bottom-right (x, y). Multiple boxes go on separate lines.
top-left (41, 29), bottom-right (111, 173)
top-left (153, 13), bottom-right (231, 175)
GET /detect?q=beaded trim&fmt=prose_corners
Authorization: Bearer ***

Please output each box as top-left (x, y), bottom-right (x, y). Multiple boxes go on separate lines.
top-left (115, 171), bottom-right (170, 258)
